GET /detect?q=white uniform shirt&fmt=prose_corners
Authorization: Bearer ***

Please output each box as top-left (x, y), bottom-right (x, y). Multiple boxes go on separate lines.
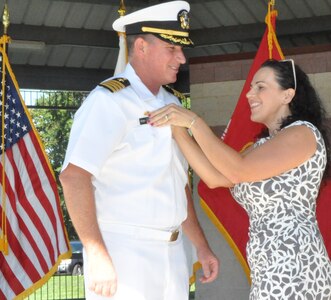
top-left (62, 64), bottom-right (188, 231)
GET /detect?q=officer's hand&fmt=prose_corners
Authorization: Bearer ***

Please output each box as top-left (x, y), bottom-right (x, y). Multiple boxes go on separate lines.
top-left (197, 246), bottom-right (219, 283)
top-left (87, 251), bottom-right (117, 297)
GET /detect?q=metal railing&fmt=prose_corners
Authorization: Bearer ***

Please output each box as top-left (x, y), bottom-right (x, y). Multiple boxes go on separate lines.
top-left (21, 89), bottom-right (88, 110)
top-left (25, 275), bottom-right (85, 300)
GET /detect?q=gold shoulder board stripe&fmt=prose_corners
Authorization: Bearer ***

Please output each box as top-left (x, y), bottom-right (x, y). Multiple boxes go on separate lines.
top-left (99, 77), bottom-right (130, 93)
top-left (163, 85), bottom-right (186, 103)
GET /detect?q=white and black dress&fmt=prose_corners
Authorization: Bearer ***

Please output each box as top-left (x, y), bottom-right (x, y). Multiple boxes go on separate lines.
top-left (231, 121), bottom-right (331, 300)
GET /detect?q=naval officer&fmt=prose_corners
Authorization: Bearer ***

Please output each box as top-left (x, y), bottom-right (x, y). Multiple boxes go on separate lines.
top-left (60, 1), bottom-right (219, 299)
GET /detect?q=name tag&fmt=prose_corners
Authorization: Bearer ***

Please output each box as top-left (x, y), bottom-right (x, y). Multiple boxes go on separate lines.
top-left (139, 117), bottom-right (149, 125)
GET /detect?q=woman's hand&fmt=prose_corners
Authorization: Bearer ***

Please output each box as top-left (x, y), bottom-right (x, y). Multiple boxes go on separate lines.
top-left (148, 104), bottom-right (197, 128)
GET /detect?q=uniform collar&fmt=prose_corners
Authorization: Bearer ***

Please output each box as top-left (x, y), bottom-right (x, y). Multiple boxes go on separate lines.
top-left (122, 63), bottom-right (165, 102)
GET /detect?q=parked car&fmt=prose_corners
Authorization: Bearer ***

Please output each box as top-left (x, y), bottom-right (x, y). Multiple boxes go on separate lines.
top-left (57, 240), bottom-right (83, 275)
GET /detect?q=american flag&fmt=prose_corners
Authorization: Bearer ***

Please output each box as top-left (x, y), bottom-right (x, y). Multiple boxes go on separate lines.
top-left (0, 44), bottom-right (70, 299)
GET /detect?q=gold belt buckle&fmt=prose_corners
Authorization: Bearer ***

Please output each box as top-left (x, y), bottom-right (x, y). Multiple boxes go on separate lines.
top-left (169, 230), bottom-right (179, 242)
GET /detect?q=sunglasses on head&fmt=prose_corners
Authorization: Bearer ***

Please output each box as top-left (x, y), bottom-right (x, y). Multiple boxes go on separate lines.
top-left (279, 59), bottom-right (297, 91)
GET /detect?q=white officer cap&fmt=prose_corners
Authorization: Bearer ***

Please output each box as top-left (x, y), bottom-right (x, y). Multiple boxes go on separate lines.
top-left (112, 1), bottom-right (193, 47)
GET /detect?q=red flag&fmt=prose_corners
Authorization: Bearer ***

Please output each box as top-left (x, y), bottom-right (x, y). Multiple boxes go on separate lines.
top-left (198, 6), bottom-right (284, 281)
top-left (0, 35), bottom-right (71, 299)
top-left (316, 181), bottom-right (331, 259)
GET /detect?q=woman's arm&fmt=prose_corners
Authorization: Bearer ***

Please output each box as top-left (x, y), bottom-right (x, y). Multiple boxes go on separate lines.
top-left (173, 127), bottom-right (234, 188)
top-left (189, 117), bottom-right (316, 183)
top-left (150, 105), bottom-right (317, 184)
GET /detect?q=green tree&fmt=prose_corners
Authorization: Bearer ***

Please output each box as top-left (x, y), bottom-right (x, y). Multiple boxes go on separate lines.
top-left (29, 91), bottom-right (86, 240)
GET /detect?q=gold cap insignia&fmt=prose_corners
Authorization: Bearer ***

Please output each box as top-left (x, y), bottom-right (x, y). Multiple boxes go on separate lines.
top-left (178, 10), bottom-right (190, 30)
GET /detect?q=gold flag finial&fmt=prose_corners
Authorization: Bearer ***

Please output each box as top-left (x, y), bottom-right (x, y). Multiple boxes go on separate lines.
top-left (2, 2), bottom-right (10, 35)
top-left (118, 0), bottom-right (126, 17)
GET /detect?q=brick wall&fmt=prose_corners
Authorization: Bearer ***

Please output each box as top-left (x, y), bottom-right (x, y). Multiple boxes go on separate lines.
top-left (189, 50), bottom-right (331, 128)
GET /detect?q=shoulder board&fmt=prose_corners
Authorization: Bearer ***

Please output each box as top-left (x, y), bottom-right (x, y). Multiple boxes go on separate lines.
top-left (99, 77), bottom-right (130, 93)
top-left (163, 85), bottom-right (187, 103)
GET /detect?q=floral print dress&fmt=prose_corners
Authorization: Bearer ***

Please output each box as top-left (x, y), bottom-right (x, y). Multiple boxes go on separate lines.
top-left (231, 121), bottom-right (331, 300)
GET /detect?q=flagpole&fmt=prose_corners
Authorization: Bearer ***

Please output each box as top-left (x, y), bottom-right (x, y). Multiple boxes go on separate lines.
top-left (267, 0), bottom-right (276, 59)
top-left (118, 0), bottom-right (126, 17)
top-left (0, 1), bottom-right (10, 255)
top-left (118, 0), bottom-right (126, 55)
top-left (114, 0), bottom-right (128, 75)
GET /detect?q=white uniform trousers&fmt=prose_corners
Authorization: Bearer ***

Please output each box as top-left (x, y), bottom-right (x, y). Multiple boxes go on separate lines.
top-left (83, 230), bottom-right (189, 300)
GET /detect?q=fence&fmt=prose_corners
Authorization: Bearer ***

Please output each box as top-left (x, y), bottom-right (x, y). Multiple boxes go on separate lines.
top-left (21, 89), bottom-right (88, 110)
top-left (24, 275), bottom-right (196, 300)
top-left (25, 275), bottom-right (85, 300)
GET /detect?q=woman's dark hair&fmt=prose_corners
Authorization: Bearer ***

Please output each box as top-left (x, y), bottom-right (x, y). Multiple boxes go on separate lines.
top-left (258, 59), bottom-right (331, 178)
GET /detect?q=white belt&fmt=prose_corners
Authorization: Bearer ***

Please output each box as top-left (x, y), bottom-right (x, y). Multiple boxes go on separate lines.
top-left (99, 223), bottom-right (181, 242)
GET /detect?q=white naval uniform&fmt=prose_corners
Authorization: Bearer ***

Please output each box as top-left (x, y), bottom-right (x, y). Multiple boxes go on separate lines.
top-left (62, 64), bottom-right (190, 300)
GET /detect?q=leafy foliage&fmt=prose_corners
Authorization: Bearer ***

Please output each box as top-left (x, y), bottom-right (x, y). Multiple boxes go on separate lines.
top-left (29, 91), bottom-right (86, 240)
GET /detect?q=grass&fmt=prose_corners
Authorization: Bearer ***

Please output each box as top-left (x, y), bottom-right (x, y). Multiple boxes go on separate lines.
top-left (25, 275), bottom-right (85, 300)
top-left (25, 275), bottom-right (195, 300)
top-left (189, 282), bottom-right (196, 299)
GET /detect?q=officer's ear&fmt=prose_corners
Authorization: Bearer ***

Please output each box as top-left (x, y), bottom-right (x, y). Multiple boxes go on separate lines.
top-left (133, 37), bottom-right (147, 55)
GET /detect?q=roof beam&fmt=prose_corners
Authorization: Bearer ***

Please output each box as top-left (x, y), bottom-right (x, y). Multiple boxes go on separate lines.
top-left (12, 65), bottom-right (113, 91)
top-left (7, 25), bottom-right (118, 49)
top-left (12, 64), bottom-right (190, 92)
top-left (50, 0), bottom-right (150, 4)
top-left (191, 15), bottom-right (331, 46)
top-left (50, 0), bottom-right (216, 4)
top-left (6, 15), bottom-right (331, 49)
